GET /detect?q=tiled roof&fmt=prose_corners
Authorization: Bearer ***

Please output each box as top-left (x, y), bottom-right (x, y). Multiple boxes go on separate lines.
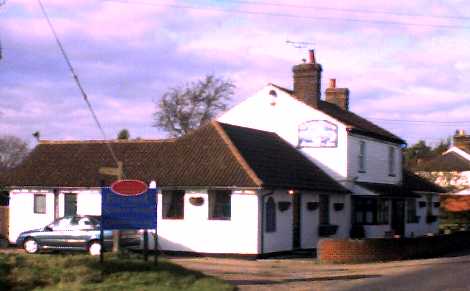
top-left (356, 171), bottom-right (447, 197)
top-left (415, 151), bottom-right (470, 172)
top-left (271, 84), bottom-right (405, 145)
top-left (0, 122), bottom-right (348, 193)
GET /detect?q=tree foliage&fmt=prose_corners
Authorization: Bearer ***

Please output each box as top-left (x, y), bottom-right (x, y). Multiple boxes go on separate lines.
top-left (403, 138), bottom-right (450, 169)
top-left (117, 129), bottom-right (130, 140)
top-left (153, 75), bottom-right (235, 137)
top-left (0, 135), bottom-right (29, 172)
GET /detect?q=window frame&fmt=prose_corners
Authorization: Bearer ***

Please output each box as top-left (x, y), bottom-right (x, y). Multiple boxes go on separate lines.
top-left (162, 190), bottom-right (185, 220)
top-left (33, 194), bottom-right (46, 214)
top-left (64, 193), bottom-right (77, 217)
top-left (353, 197), bottom-right (389, 225)
top-left (358, 140), bottom-right (367, 173)
top-left (265, 197), bottom-right (276, 233)
top-left (388, 146), bottom-right (396, 177)
top-left (208, 190), bottom-right (231, 220)
top-left (406, 198), bottom-right (418, 223)
top-left (319, 195), bottom-right (330, 225)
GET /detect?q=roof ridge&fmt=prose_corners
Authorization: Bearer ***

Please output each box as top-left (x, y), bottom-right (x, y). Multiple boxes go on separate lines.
top-left (39, 139), bottom-right (175, 144)
top-left (211, 121), bottom-right (263, 187)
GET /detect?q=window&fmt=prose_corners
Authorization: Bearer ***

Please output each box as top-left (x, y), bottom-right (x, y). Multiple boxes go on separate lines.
top-left (319, 195), bottom-right (330, 225)
top-left (64, 193), bottom-right (77, 216)
top-left (34, 194), bottom-right (46, 214)
top-left (162, 190), bottom-right (185, 219)
top-left (209, 190), bottom-right (231, 220)
top-left (407, 199), bottom-right (418, 223)
top-left (388, 146), bottom-right (396, 176)
top-left (377, 199), bottom-right (390, 224)
top-left (353, 198), bottom-right (389, 225)
top-left (358, 141), bottom-right (366, 172)
top-left (265, 197), bottom-right (276, 232)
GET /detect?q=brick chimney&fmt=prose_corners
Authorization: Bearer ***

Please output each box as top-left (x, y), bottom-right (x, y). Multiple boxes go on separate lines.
top-left (325, 79), bottom-right (349, 110)
top-left (292, 49), bottom-right (322, 108)
top-left (453, 129), bottom-right (470, 152)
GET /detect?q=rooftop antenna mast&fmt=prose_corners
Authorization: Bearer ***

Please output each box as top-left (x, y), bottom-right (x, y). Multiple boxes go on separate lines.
top-left (286, 40), bottom-right (315, 62)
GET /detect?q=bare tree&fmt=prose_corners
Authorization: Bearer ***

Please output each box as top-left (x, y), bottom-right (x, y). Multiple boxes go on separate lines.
top-left (153, 75), bottom-right (235, 137)
top-left (0, 135), bottom-right (29, 172)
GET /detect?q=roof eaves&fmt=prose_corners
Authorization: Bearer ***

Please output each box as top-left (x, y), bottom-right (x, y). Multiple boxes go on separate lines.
top-left (211, 121), bottom-right (263, 187)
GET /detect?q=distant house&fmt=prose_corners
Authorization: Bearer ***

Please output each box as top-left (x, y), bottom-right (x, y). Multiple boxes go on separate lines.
top-left (415, 130), bottom-right (470, 195)
top-left (1, 121), bottom-right (350, 256)
top-left (219, 50), bottom-right (445, 238)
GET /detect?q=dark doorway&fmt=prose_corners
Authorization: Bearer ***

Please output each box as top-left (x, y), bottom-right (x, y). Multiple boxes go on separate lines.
top-left (64, 193), bottom-right (77, 217)
top-left (391, 199), bottom-right (405, 236)
top-left (292, 192), bottom-right (301, 249)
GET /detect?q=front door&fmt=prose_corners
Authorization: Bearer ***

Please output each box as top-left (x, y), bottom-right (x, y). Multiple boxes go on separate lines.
top-left (292, 192), bottom-right (301, 249)
top-left (391, 199), bottom-right (405, 236)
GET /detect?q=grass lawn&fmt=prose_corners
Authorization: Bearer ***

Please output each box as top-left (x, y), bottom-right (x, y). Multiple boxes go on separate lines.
top-left (0, 252), bottom-right (235, 291)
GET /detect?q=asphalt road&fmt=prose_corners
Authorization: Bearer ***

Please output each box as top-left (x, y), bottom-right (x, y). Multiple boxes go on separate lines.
top-left (345, 256), bottom-right (470, 291)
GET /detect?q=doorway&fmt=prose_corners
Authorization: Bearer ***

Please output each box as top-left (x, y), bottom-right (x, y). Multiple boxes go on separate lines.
top-left (391, 199), bottom-right (405, 236)
top-left (292, 192), bottom-right (301, 249)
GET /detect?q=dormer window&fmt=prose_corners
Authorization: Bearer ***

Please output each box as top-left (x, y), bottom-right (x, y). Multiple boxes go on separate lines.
top-left (358, 140), bottom-right (366, 173)
top-left (388, 146), bottom-right (396, 176)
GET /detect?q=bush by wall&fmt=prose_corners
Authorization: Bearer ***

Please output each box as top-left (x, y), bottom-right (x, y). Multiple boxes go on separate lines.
top-left (318, 231), bottom-right (470, 263)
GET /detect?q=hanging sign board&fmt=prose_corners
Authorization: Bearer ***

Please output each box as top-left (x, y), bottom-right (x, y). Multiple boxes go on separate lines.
top-left (101, 180), bottom-right (157, 230)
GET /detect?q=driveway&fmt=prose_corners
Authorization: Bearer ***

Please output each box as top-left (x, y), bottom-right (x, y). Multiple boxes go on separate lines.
top-left (169, 251), bottom-right (470, 290)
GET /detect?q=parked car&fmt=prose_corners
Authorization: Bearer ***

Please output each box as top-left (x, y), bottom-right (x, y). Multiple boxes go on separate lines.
top-left (16, 215), bottom-right (141, 256)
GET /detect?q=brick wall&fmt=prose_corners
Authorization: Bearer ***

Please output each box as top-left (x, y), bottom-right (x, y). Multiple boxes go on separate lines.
top-left (318, 232), bottom-right (470, 263)
top-left (0, 206), bottom-right (8, 238)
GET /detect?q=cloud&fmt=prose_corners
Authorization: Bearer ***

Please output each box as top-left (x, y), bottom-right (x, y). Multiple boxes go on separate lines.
top-left (2, 0), bottom-right (470, 148)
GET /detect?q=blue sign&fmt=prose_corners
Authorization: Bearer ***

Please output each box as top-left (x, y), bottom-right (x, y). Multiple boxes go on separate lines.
top-left (101, 186), bottom-right (157, 230)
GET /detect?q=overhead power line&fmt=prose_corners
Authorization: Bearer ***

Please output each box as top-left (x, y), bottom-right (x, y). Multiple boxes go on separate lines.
top-left (368, 118), bottom-right (470, 125)
top-left (227, 0), bottom-right (470, 21)
top-left (37, 0), bottom-right (123, 175)
top-left (103, 0), bottom-right (470, 30)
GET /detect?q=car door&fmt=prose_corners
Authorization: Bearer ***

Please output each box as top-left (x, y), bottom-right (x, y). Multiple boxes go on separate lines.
top-left (37, 217), bottom-right (73, 248)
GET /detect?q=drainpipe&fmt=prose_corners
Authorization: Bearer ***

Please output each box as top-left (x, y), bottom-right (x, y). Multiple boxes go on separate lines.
top-left (260, 190), bottom-right (274, 257)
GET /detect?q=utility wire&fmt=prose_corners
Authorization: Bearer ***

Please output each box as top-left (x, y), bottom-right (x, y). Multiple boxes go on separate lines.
top-left (103, 0), bottom-right (470, 30)
top-left (226, 0), bottom-right (470, 21)
top-left (368, 118), bottom-right (470, 125)
top-left (37, 0), bottom-right (124, 177)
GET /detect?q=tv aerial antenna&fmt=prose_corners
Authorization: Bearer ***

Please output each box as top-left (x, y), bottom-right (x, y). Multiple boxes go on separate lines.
top-left (286, 40), bottom-right (315, 62)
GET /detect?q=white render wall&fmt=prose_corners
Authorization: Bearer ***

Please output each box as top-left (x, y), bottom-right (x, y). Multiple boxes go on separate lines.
top-left (219, 86), bottom-right (349, 180)
top-left (347, 135), bottom-right (402, 184)
top-left (262, 190), bottom-right (351, 253)
top-left (9, 189), bottom-right (55, 243)
top-left (405, 194), bottom-right (440, 237)
top-left (155, 190), bottom-right (259, 254)
top-left (8, 189), bottom-right (101, 243)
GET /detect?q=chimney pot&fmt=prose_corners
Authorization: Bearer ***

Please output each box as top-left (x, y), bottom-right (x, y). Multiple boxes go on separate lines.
top-left (329, 79), bottom-right (336, 89)
top-left (308, 49), bottom-right (315, 64)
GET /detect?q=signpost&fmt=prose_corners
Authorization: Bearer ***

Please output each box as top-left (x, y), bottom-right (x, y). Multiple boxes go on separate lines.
top-left (99, 161), bottom-right (124, 253)
top-left (101, 179), bottom-right (157, 263)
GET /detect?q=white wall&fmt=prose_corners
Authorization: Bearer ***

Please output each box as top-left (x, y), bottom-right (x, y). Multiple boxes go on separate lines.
top-left (262, 190), bottom-right (293, 253)
top-left (9, 189), bottom-right (55, 243)
top-left (9, 188), bottom-right (101, 243)
top-left (154, 190), bottom-right (259, 254)
top-left (219, 85), bottom-right (349, 180)
top-left (262, 190), bottom-right (350, 253)
top-left (348, 135), bottom-right (402, 184)
top-left (405, 194), bottom-right (440, 237)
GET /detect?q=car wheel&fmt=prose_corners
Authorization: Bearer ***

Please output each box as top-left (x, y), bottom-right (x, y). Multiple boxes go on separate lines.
top-left (24, 238), bottom-right (39, 254)
top-left (89, 241), bottom-right (101, 256)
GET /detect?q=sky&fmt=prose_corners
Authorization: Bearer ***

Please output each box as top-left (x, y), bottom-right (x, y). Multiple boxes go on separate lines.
top-left (1, 0), bottom-right (470, 148)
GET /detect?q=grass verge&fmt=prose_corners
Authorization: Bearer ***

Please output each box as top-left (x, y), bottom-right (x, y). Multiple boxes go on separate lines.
top-left (0, 252), bottom-right (235, 291)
